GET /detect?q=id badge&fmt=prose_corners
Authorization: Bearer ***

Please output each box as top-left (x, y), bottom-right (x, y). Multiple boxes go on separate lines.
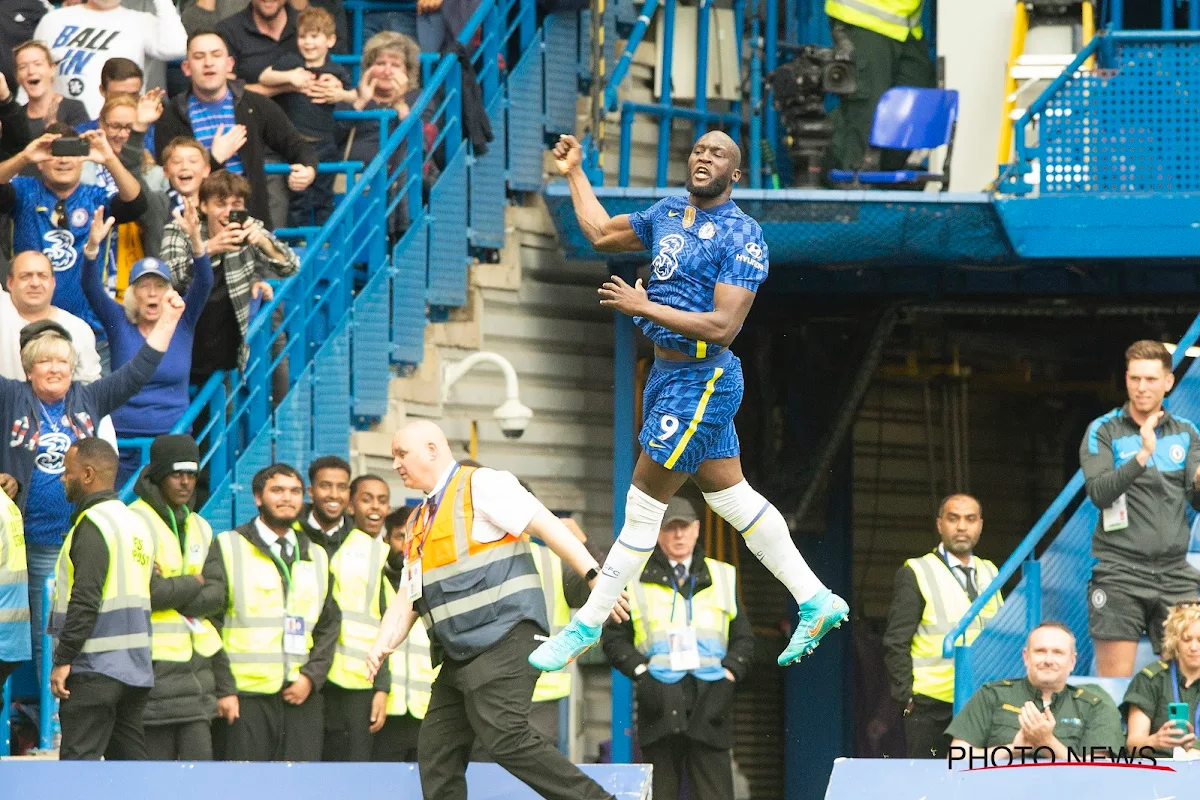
top-left (667, 627), bottom-right (701, 672)
top-left (1102, 493), bottom-right (1129, 532)
top-left (183, 616), bottom-right (207, 634)
top-left (284, 615), bottom-right (307, 656)
top-left (401, 559), bottom-right (423, 602)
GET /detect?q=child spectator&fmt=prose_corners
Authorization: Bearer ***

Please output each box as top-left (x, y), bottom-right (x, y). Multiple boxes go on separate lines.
top-left (258, 7), bottom-right (353, 227)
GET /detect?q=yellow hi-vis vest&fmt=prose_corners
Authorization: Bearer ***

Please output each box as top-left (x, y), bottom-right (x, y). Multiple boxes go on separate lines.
top-left (217, 528), bottom-right (330, 694)
top-left (630, 558), bottom-right (737, 684)
top-left (327, 528), bottom-right (387, 690)
top-left (906, 551), bottom-right (1002, 704)
top-left (530, 541), bottom-right (572, 703)
top-left (48, 499), bottom-right (154, 687)
top-left (383, 580), bottom-right (439, 719)
top-left (128, 498), bottom-right (221, 662)
top-left (0, 488), bottom-right (30, 664)
top-left (826, 0), bottom-right (923, 42)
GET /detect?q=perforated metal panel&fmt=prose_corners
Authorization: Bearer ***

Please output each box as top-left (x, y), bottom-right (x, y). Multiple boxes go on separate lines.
top-left (428, 144), bottom-right (470, 308)
top-left (312, 322), bottom-right (351, 461)
top-left (543, 13), bottom-right (579, 136)
top-left (469, 95), bottom-right (508, 249)
top-left (391, 219), bottom-right (428, 366)
top-left (274, 364), bottom-right (313, 472)
top-left (235, 425), bottom-right (273, 522)
top-left (201, 473), bottom-right (234, 533)
top-left (352, 267), bottom-right (391, 420)
top-left (1041, 41), bottom-right (1200, 193)
top-left (507, 31), bottom-right (546, 192)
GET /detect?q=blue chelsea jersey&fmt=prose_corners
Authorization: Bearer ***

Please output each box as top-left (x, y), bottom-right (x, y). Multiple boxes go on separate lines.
top-left (11, 176), bottom-right (114, 331)
top-left (627, 196), bottom-right (768, 358)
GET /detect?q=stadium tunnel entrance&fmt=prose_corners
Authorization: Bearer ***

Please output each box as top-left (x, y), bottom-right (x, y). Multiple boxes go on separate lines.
top-left (723, 295), bottom-right (1198, 799)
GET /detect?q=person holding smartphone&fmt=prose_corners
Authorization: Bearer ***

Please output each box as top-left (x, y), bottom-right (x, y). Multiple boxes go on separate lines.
top-left (159, 169), bottom-right (298, 389)
top-left (1122, 603), bottom-right (1200, 757)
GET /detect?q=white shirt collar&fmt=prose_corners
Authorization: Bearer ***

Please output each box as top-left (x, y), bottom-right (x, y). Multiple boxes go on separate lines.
top-left (255, 517), bottom-right (296, 551)
top-left (426, 461), bottom-right (458, 498)
top-left (669, 558), bottom-right (690, 573)
top-left (307, 510), bottom-right (342, 535)
top-left (938, 544), bottom-right (975, 570)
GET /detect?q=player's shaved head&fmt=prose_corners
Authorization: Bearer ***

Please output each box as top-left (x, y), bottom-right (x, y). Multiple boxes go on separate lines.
top-left (686, 130), bottom-right (742, 203)
top-left (391, 419), bottom-right (456, 493)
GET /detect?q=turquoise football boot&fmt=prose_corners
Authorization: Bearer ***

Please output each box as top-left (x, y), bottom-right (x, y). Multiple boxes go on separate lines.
top-left (778, 589), bottom-right (849, 666)
top-left (528, 617), bottom-right (603, 671)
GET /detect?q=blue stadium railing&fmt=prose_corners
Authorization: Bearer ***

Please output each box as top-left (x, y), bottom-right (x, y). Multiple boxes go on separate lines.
top-left (946, 312), bottom-right (1200, 711)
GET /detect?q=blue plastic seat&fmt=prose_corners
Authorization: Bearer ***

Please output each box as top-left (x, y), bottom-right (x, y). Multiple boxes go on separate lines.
top-left (828, 86), bottom-right (959, 189)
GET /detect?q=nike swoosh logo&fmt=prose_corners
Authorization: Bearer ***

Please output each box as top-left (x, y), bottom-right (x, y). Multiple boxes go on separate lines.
top-left (806, 614), bottom-right (826, 637)
top-left (647, 440), bottom-right (667, 449)
top-left (1118, 450), bottom-right (1138, 459)
top-left (668, 210), bottom-right (680, 217)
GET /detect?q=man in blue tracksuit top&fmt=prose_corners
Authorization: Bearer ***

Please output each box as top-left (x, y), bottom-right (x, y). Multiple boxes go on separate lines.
top-left (1081, 339), bottom-right (1200, 678)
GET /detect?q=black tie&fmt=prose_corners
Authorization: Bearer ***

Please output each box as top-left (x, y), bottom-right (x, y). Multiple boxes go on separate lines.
top-left (958, 566), bottom-right (978, 601)
top-left (280, 539), bottom-right (295, 566)
top-left (673, 563), bottom-right (688, 589)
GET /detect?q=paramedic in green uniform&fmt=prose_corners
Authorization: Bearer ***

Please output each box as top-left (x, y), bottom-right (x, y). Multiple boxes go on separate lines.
top-left (947, 622), bottom-right (1124, 758)
top-left (1122, 602), bottom-right (1200, 757)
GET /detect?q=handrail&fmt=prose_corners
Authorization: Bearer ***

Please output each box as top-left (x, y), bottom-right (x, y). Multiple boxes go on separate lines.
top-left (943, 308), bottom-right (1200, 658)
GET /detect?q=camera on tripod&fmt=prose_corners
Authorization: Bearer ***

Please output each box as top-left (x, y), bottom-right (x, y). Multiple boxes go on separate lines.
top-left (768, 45), bottom-right (856, 187)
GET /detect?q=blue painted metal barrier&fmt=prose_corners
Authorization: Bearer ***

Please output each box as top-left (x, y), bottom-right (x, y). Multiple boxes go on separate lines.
top-left (947, 310), bottom-right (1200, 711)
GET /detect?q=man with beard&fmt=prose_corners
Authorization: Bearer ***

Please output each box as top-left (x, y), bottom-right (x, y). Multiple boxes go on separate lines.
top-left (315, 468), bottom-right (391, 761)
top-left (295, 455), bottom-right (353, 554)
top-left (882, 493), bottom-right (1002, 759)
top-left (204, 463), bottom-right (341, 761)
top-left (128, 434), bottom-right (224, 760)
top-left (48, 438), bottom-right (155, 760)
top-left (530, 131), bottom-right (847, 674)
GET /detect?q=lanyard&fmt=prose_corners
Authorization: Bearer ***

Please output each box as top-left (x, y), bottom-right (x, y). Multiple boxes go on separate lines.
top-left (409, 464), bottom-right (459, 559)
top-left (1169, 661), bottom-right (1200, 733)
top-left (268, 540), bottom-right (293, 589)
top-left (668, 575), bottom-right (696, 626)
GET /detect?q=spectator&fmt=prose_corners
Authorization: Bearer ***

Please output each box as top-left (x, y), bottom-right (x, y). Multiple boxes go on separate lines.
top-left (822, 0), bottom-right (934, 176)
top-left (1081, 340), bottom-right (1200, 677)
top-left (373, 505), bottom-right (436, 762)
top-left (76, 58), bottom-right (157, 157)
top-left (0, 468), bottom-right (29, 688)
top-left (1122, 602), bottom-right (1200, 758)
top-left (206, 463), bottom-right (341, 761)
top-left (1, 251), bottom-right (101, 383)
top-left (258, 7), bottom-right (352, 227)
top-left (1, 290), bottom-right (181, 689)
top-left (180, 0), bottom-right (248, 36)
top-left (128, 434), bottom-right (225, 760)
top-left (339, 31), bottom-right (436, 236)
top-left (156, 30), bottom-right (317, 228)
top-left (126, 133), bottom-right (210, 261)
top-left (14, 40), bottom-right (90, 139)
top-left (218, 0), bottom-right (298, 90)
top-left (0, 126), bottom-right (147, 330)
top-left (81, 93), bottom-right (137, 195)
top-left (946, 622), bottom-right (1125, 760)
top-left (314, 465), bottom-right (390, 762)
top-left (882, 493), bottom-right (1003, 759)
top-left (416, 0), bottom-right (481, 55)
top-left (160, 169), bottom-right (299, 386)
top-left (48, 438), bottom-right (155, 760)
top-left (602, 496), bottom-right (752, 800)
top-left (33, 0), bottom-right (187, 119)
top-left (81, 203), bottom-right (213, 485)
top-left (0, 0), bottom-right (48, 92)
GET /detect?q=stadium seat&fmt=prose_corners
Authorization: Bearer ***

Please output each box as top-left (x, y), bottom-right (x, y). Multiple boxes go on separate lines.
top-left (827, 87), bottom-right (959, 190)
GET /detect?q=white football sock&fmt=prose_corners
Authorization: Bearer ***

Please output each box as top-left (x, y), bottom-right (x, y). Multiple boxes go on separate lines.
top-left (703, 480), bottom-right (824, 604)
top-left (575, 486), bottom-right (667, 627)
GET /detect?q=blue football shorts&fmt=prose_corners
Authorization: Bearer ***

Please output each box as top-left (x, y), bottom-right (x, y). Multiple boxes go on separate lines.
top-left (639, 349), bottom-right (743, 474)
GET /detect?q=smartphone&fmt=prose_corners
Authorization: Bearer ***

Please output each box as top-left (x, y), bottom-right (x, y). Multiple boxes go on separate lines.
top-left (50, 137), bottom-right (89, 157)
top-left (227, 209), bottom-right (249, 225)
top-left (1169, 701), bottom-right (1190, 732)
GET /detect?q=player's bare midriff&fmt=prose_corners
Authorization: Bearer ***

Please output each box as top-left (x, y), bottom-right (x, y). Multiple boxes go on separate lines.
top-left (654, 345), bottom-right (697, 362)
